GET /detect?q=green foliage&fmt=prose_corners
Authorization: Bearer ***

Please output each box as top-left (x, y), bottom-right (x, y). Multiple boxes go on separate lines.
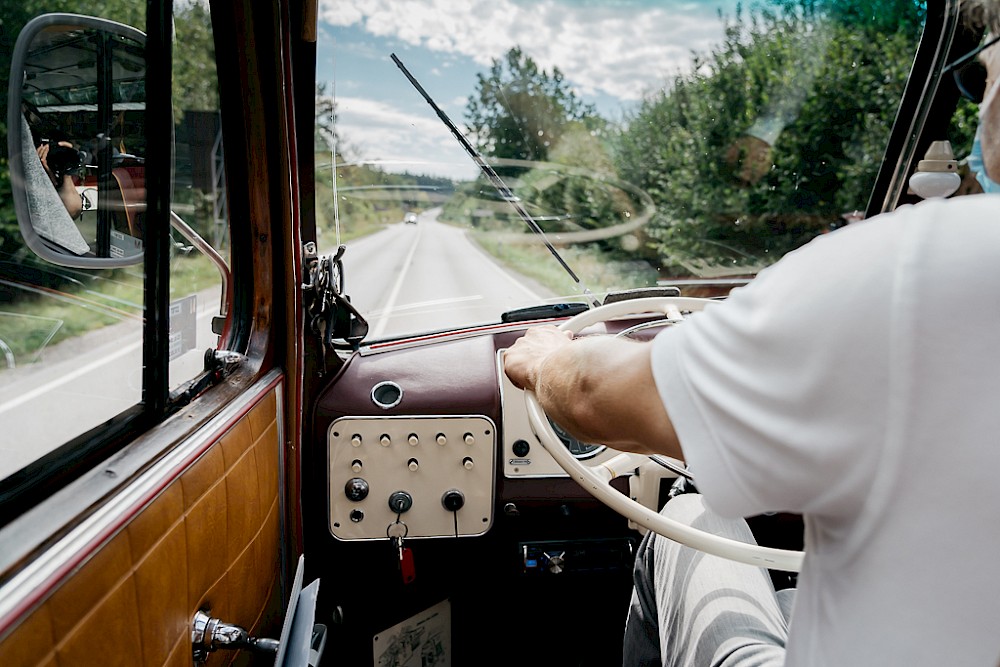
top-left (814, 0), bottom-right (925, 33)
top-left (513, 125), bottom-right (642, 258)
top-left (457, 46), bottom-right (635, 263)
top-left (465, 47), bottom-right (604, 165)
top-left (172, 2), bottom-right (218, 120)
top-left (614, 0), bottom-right (924, 272)
top-left (315, 82), bottom-right (340, 152)
top-left (316, 155), bottom-right (456, 248)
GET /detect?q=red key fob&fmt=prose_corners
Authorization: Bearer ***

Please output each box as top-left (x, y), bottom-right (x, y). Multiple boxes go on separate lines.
top-left (399, 546), bottom-right (416, 584)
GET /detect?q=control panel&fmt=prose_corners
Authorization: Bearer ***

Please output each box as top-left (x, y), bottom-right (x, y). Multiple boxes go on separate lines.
top-left (328, 415), bottom-right (496, 540)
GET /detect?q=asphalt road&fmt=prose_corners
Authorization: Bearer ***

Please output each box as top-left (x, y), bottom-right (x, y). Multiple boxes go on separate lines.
top-left (0, 291), bottom-right (217, 478)
top-left (340, 208), bottom-right (552, 339)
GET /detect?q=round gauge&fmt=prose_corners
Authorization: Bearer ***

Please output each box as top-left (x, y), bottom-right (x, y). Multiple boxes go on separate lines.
top-left (549, 419), bottom-right (605, 460)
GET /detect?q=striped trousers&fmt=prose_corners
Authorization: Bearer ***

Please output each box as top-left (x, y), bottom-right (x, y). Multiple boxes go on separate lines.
top-left (623, 494), bottom-right (795, 667)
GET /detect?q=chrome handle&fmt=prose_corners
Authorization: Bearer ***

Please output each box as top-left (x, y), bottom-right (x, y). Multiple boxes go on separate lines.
top-left (192, 610), bottom-right (279, 663)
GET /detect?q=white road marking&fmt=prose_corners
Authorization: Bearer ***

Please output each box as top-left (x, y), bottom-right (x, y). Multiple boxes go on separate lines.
top-left (0, 300), bottom-right (219, 417)
top-left (369, 225), bottom-right (423, 338)
top-left (365, 294), bottom-right (483, 316)
top-left (0, 339), bottom-right (142, 416)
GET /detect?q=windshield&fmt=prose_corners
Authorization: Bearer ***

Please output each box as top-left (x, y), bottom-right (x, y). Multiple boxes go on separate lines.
top-left (318, 0), bottom-right (927, 340)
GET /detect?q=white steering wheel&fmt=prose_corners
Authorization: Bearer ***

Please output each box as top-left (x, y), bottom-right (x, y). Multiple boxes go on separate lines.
top-left (523, 296), bottom-right (804, 572)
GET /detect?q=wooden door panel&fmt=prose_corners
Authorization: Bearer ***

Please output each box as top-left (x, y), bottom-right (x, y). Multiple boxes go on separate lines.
top-left (0, 375), bottom-right (285, 667)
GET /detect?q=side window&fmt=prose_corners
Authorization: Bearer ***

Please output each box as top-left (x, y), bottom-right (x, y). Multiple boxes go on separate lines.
top-left (0, 5), bottom-right (228, 507)
top-left (169, 3), bottom-right (229, 390)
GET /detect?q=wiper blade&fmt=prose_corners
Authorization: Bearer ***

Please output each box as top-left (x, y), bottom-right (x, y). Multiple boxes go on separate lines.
top-left (390, 53), bottom-right (601, 308)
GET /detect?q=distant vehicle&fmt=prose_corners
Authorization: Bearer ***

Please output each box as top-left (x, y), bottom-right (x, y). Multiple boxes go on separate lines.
top-left (404, 211), bottom-right (417, 224)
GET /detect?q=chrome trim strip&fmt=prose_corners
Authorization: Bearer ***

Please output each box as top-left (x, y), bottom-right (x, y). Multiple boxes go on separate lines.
top-left (358, 319), bottom-right (568, 356)
top-left (274, 381), bottom-right (288, 620)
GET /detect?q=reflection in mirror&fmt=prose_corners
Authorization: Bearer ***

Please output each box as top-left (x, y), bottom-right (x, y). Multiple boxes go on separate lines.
top-left (8, 16), bottom-right (146, 267)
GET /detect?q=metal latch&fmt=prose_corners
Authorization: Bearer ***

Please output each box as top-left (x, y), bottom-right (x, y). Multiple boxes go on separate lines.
top-left (192, 610), bottom-right (279, 664)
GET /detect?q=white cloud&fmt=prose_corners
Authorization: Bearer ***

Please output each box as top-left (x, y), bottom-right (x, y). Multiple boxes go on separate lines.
top-left (320, 0), bottom-right (728, 102)
top-left (332, 96), bottom-right (479, 179)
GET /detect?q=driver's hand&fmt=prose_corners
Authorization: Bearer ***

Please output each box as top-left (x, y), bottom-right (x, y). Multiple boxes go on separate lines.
top-left (503, 325), bottom-right (574, 392)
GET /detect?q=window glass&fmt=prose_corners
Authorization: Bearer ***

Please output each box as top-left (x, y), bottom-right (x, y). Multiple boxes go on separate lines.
top-left (317, 1), bottom-right (927, 340)
top-left (169, 2), bottom-right (228, 391)
top-left (0, 2), bottom-right (229, 486)
top-left (0, 5), bottom-right (146, 480)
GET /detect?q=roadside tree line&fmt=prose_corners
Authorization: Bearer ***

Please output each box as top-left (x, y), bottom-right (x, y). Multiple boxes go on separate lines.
top-left (456, 0), bottom-right (974, 276)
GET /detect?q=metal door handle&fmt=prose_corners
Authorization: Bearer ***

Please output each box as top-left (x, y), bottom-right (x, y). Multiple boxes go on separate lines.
top-left (192, 610), bottom-right (279, 663)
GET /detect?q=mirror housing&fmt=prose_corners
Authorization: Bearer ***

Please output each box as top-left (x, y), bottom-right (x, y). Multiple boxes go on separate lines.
top-left (7, 14), bottom-right (146, 268)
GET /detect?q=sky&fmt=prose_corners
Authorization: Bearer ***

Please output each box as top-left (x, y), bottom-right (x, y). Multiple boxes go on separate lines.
top-left (316, 0), bottom-right (742, 180)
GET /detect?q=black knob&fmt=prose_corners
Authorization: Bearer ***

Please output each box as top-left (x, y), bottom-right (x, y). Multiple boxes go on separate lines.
top-left (441, 489), bottom-right (465, 512)
top-left (512, 439), bottom-right (530, 457)
top-left (344, 477), bottom-right (369, 502)
top-left (388, 490), bottom-right (413, 513)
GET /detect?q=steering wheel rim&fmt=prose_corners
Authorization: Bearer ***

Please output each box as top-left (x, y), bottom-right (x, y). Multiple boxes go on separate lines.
top-left (523, 296), bottom-right (804, 572)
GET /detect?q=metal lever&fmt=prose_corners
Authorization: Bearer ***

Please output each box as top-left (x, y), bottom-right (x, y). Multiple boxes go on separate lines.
top-left (192, 610), bottom-right (279, 663)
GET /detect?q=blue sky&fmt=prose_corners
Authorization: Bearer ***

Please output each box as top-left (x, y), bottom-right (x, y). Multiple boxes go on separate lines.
top-left (316, 0), bottom-right (741, 179)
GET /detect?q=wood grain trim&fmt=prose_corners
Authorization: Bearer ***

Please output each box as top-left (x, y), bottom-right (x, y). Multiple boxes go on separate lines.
top-left (0, 376), bottom-right (284, 667)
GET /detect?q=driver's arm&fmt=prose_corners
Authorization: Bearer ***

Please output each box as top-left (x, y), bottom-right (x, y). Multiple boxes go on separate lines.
top-left (503, 325), bottom-right (682, 458)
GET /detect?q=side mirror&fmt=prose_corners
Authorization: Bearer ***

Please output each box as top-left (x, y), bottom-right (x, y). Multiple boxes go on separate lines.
top-left (7, 14), bottom-right (146, 268)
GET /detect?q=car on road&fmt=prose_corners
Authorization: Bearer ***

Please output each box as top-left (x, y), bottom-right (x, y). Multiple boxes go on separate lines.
top-left (404, 211), bottom-right (417, 224)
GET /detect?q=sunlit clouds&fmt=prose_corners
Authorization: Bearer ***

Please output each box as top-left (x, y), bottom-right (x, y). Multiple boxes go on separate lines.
top-left (327, 96), bottom-right (477, 180)
top-left (317, 0), bottom-right (736, 178)
top-left (320, 0), bottom-right (730, 101)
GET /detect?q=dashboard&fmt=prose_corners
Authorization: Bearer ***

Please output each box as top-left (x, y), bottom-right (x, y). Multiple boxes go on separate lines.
top-left (314, 321), bottom-right (673, 544)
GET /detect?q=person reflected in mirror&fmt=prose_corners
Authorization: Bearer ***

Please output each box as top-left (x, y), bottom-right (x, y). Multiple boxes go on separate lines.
top-left (36, 140), bottom-right (83, 220)
top-left (503, 2), bottom-right (1000, 665)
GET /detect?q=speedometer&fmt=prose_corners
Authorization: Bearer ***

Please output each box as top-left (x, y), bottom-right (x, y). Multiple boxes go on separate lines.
top-left (549, 419), bottom-right (605, 460)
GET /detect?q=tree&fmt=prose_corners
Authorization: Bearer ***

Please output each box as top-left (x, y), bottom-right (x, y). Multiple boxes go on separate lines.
top-left (614, 0), bottom-right (928, 272)
top-left (465, 47), bottom-right (602, 165)
top-left (172, 2), bottom-right (218, 121)
top-left (315, 83), bottom-right (337, 149)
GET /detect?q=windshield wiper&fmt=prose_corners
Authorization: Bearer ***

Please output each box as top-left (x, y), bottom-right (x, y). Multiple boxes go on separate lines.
top-left (390, 53), bottom-right (601, 308)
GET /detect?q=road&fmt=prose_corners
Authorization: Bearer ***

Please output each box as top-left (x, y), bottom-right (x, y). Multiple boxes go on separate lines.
top-left (340, 208), bottom-right (551, 339)
top-left (0, 290), bottom-right (218, 478)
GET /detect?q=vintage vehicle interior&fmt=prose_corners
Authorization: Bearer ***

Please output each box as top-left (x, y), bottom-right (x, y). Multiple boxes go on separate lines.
top-left (0, 0), bottom-right (987, 665)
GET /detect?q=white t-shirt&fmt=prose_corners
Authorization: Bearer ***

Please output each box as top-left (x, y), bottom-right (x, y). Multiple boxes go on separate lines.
top-left (650, 194), bottom-right (1000, 666)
